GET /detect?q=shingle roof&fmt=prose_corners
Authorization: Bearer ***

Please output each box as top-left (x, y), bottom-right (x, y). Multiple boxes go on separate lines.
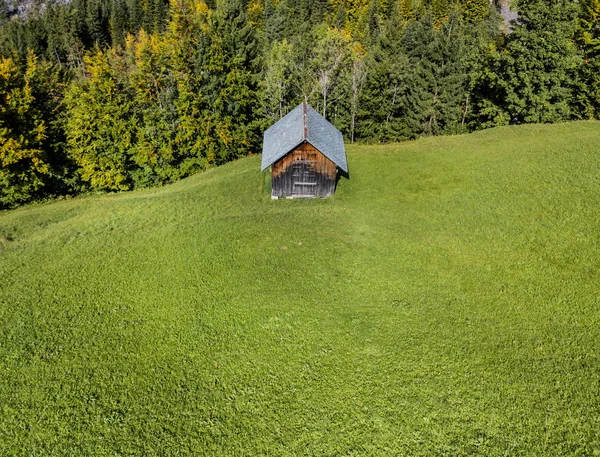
top-left (261, 103), bottom-right (348, 173)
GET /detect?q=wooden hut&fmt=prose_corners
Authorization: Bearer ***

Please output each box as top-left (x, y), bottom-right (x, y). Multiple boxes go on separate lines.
top-left (261, 103), bottom-right (348, 199)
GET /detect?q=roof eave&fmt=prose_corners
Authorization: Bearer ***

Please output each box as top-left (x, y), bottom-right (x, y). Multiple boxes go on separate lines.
top-left (260, 139), bottom-right (305, 171)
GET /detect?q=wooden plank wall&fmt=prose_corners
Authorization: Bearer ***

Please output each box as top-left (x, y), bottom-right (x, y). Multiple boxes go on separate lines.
top-left (271, 142), bottom-right (337, 198)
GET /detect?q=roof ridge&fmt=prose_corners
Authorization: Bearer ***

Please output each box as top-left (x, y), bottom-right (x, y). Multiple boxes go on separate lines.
top-left (302, 102), bottom-right (308, 139)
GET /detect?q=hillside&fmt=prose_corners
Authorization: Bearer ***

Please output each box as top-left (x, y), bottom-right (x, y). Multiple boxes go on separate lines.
top-left (1, 121), bottom-right (600, 455)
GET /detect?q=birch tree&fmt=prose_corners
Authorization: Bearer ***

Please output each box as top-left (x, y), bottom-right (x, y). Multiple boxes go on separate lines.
top-left (261, 39), bottom-right (294, 121)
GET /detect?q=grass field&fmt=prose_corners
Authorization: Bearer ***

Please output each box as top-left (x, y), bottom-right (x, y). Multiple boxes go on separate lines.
top-left (1, 121), bottom-right (600, 455)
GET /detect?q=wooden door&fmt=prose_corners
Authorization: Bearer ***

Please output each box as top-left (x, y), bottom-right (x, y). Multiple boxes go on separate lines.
top-left (291, 149), bottom-right (317, 197)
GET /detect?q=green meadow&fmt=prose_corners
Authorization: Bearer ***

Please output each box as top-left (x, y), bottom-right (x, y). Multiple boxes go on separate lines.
top-left (1, 121), bottom-right (599, 455)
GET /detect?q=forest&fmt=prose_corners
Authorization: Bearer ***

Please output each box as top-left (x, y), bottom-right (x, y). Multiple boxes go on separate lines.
top-left (0, 0), bottom-right (599, 208)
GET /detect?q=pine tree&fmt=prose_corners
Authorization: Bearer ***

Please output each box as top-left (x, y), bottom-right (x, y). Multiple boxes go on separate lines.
top-left (402, 12), bottom-right (468, 137)
top-left (403, 19), bottom-right (434, 135)
top-left (0, 52), bottom-right (69, 208)
top-left (348, 41), bottom-right (366, 142)
top-left (579, 0), bottom-right (600, 51)
top-left (359, 13), bottom-right (410, 141)
top-left (65, 49), bottom-right (135, 191)
top-left (460, 10), bottom-right (503, 130)
top-left (463, 0), bottom-right (489, 23)
top-left (334, 2), bottom-right (347, 29)
top-left (150, 0), bottom-right (168, 33)
top-left (264, 0), bottom-right (286, 42)
top-left (123, 30), bottom-right (178, 187)
top-left (366, 0), bottom-right (380, 43)
top-left (161, 0), bottom-right (216, 176)
top-left (110, 0), bottom-right (129, 47)
top-left (194, 0), bottom-right (262, 164)
top-left (488, 0), bottom-right (579, 124)
top-left (0, 0), bottom-right (9, 22)
top-left (435, 10), bottom-right (469, 133)
top-left (127, 0), bottom-right (143, 32)
top-left (431, 0), bottom-right (450, 23)
top-left (311, 0), bottom-right (331, 25)
top-left (399, 0), bottom-right (415, 20)
top-left (85, 0), bottom-right (110, 47)
top-left (574, 0), bottom-right (600, 117)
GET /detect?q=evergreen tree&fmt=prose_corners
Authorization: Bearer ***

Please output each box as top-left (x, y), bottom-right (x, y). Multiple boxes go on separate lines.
top-left (403, 12), bottom-right (468, 137)
top-left (399, 0), bottom-right (415, 20)
top-left (366, 0), bottom-right (380, 43)
top-left (285, 0), bottom-right (310, 35)
top-left (263, 0), bottom-right (287, 42)
top-left (334, 2), bottom-right (347, 29)
top-left (460, 9), bottom-right (503, 130)
top-left (483, 0), bottom-right (579, 125)
top-left (195, 0), bottom-right (261, 164)
top-left (150, 0), bottom-right (168, 33)
top-left (463, 0), bottom-right (489, 23)
top-left (123, 30), bottom-right (177, 186)
top-left (348, 41), bottom-right (366, 142)
top-left (0, 53), bottom-right (48, 208)
top-left (110, 0), bottom-right (129, 47)
top-left (574, 0), bottom-right (600, 117)
top-left (65, 49), bottom-right (136, 191)
top-left (0, 52), bottom-right (69, 208)
top-left (0, 0), bottom-right (10, 22)
top-left (127, 0), bottom-right (143, 32)
top-left (359, 13), bottom-right (410, 141)
top-left (85, 0), bottom-right (110, 48)
top-left (431, 0), bottom-right (450, 22)
top-left (311, 0), bottom-right (331, 25)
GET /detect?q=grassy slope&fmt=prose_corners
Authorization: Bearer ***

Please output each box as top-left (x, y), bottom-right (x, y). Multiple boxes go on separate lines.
top-left (1, 121), bottom-right (599, 455)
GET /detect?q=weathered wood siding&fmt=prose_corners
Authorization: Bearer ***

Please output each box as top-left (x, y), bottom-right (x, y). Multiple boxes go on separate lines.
top-left (271, 142), bottom-right (337, 198)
